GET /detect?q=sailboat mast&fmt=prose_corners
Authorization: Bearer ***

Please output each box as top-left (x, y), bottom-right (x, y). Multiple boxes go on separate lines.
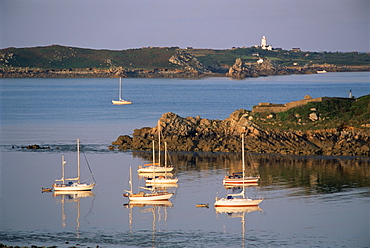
top-left (77, 139), bottom-right (80, 183)
top-left (164, 142), bottom-right (167, 177)
top-left (129, 166), bottom-right (133, 194)
top-left (152, 140), bottom-right (156, 183)
top-left (158, 120), bottom-right (161, 166)
top-left (119, 77), bottom-right (122, 100)
top-left (152, 140), bottom-right (155, 166)
top-left (242, 133), bottom-right (245, 192)
top-left (61, 155), bottom-right (65, 184)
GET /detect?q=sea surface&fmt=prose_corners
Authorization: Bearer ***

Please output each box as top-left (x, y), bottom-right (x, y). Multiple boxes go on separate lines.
top-left (0, 72), bottom-right (369, 247)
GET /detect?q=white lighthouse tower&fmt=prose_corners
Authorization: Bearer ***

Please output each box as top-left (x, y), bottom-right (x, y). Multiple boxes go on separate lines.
top-left (261, 36), bottom-right (267, 49)
top-left (260, 36), bottom-right (273, 50)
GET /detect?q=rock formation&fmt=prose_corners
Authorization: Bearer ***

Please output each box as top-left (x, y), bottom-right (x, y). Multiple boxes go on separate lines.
top-left (169, 51), bottom-right (210, 74)
top-left (226, 58), bottom-right (290, 79)
top-left (111, 109), bottom-right (370, 157)
top-left (226, 58), bottom-right (257, 78)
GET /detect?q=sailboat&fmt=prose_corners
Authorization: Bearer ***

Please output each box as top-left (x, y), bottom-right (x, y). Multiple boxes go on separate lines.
top-left (214, 133), bottom-right (263, 207)
top-left (222, 158), bottom-right (260, 186)
top-left (124, 166), bottom-right (174, 202)
top-left (112, 77), bottom-right (132, 105)
top-left (53, 139), bottom-right (96, 191)
top-left (137, 120), bottom-right (174, 174)
top-left (222, 174), bottom-right (259, 185)
top-left (146, 141), bottom-right (178, 185)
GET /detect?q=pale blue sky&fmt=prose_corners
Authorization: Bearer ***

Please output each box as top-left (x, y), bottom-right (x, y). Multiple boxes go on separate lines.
top-left (1, 0), bottom-right (369, 52)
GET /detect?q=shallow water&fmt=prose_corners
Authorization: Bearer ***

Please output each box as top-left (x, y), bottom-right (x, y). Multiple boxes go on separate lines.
top-left (1, 150), bottom-right (369, 248)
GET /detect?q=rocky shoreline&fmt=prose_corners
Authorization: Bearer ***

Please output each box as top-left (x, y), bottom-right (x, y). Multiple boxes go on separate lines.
top-left (1, 64), bottom-right (368, 79)
top-left (1, 51), bottom-right (369, 79)
top-left (111, 110), bottom-right (370, 157)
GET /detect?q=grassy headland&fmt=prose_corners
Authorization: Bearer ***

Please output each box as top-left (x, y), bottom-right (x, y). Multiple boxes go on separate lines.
top-left (252, 95), bottom-right (370, 131)
top-left (1, 45), bottom-right (369, 78)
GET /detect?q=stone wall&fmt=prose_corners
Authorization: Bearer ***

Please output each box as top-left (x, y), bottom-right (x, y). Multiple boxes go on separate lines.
top-left (252, 96), bottom-right (344, 113)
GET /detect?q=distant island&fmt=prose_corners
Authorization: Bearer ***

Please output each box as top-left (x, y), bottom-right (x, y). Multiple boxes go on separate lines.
top-left (1, 45), bottom-right (369, 78)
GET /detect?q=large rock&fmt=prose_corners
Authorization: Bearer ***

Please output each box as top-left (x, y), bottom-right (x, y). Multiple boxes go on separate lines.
top-left (226, 58), bottom-right (289, 79)
top-left (111, 110), bottom-right (370, 156)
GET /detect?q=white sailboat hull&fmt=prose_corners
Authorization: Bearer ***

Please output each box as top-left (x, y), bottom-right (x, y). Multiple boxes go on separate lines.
top-left (112, 99), bottom-right (132, 105)
top-left (137, 166), bottom-right (174, 173)
top-left (223, 176), bottom-right (259, 185)
top-left (53, 182), bottom-right (95, 191)
top-left (128, 192), bottom-right (174, 201)
top-left (214, 197), bottom-right (263, 207)
top-left (146, 178), bottom-right (178, 184)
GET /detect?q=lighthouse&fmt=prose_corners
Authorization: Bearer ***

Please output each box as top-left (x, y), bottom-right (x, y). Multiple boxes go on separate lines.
top-left (260, 36), bottom-right (272, 50)
top-left (261, 36), bottom-right (267, 48)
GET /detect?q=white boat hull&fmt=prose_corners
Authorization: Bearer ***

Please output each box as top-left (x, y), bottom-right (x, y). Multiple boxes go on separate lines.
top-left (112, 100), bottom-right (132, 105)
top-left (137, 166), bottom-right (174, 173)
top-left (146, 178), bottom-right (178, 184)
top-left (53, 183), bottom-right (95, 191)
top-left (128, 192), bottom-right (174, 201)
top-left (214, 197), bottom-right (262, 207)
top-left (223, 177), bottom-right (259, 185)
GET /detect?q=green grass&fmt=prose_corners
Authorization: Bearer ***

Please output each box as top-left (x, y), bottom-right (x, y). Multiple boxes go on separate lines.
top-left (1, 45), bottom-right (369, 70)
top-left (252, 95), bottom-right (370, 131)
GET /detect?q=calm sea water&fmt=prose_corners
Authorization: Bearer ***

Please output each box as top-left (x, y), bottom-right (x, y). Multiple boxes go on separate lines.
top-left (1, 72), bottom-right (369, 247)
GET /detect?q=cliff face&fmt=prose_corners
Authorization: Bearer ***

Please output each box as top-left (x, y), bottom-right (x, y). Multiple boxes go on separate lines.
top-left (111, 109), bottom-right (370, 157)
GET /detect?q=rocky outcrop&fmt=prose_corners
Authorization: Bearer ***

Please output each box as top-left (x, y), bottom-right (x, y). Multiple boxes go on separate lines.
top-left (254, 58), bottom-right (290, 76)
top-left (169, 51), bottom-right (210, 74)
top-left (226, 58), bottom-right (257, 78)
top-left (227, 58), bottom-right (290, 79)
top-left (112, 109), bottom-right (370, 156)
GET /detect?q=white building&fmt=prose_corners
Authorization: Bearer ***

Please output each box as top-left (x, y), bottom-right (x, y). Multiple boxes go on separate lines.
top-left (261, 36), bottom-right (273, 50)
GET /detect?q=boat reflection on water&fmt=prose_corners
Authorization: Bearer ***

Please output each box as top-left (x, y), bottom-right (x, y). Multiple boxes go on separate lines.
top-left (215, 206), bottom-right (263, 248)
top-left (124, 200), bottom-right (172, 244)
top-left (138, 173), bottom-right (179, 188)
top-left (125, 200), bottom-right (173, 208)
top-left (224, 182), bottom-right (258, 189)
top-left (138, 172), bottom-right (174, 179)
top-left (53, 191), bottom-right (95, 238)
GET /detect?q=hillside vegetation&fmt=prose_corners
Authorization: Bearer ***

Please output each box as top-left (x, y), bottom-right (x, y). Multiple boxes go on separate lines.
top-left (252, 95), bottom-right (370, 131)
top-left (1, 45), bottom-right (369, 71)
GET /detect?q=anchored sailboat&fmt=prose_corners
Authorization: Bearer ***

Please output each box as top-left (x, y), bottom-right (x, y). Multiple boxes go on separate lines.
top-left (112, 77), bottom-right (132, 105)
top-left (138, 120), bottom-right (174, 174)
top-left (146, 142), bottom-right (178, 185)
top-left (53, 139), bottom-right (96, 191)
top-left (124, 166), bottom-right (174, 201)
top-left (222, 154), bottom-right (260, 186)
top-left (214, 133), bottom-right (263, 207)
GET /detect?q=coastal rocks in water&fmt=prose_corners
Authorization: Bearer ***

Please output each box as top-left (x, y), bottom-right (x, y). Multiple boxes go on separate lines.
top-left (112, 110), bottom-right (370, 156)
top-left (23, 144), bottom-right (51, 149)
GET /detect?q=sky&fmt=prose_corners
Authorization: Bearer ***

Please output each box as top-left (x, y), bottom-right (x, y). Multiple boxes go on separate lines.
top-left (1, 0), bottom-right (369, 52)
